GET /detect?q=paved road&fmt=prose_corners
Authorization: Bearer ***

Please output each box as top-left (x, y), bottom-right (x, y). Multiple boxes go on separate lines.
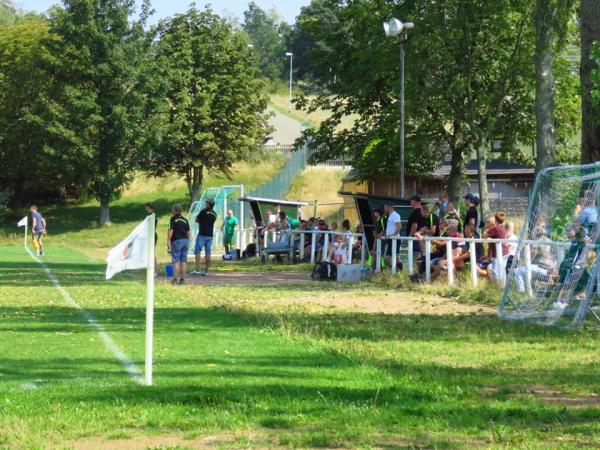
top-left (266, 106), bottom-right (303, 145)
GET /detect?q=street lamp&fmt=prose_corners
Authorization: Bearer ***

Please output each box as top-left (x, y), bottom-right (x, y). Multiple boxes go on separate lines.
top-left (383, 18), bottom-right (414, 199)
top-left (285, 52), bottom-right (293, 112)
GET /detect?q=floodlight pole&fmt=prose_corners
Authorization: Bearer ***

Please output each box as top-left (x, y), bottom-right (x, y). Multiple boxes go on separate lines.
top-left (286, 52), bottom-right (293, 112)
top-left (400, 43), bottom-right (405, 199)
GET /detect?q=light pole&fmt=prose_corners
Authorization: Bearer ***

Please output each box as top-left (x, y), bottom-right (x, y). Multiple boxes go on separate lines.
top-left (286, 52), bottom-right (293, 112)
top-left (384, 18), bottom-right (413, 199)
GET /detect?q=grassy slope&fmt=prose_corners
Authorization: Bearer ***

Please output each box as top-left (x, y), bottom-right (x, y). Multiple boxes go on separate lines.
top-left (1, 244), bottom-right (600, 449)
top-left (285, 166), bottom-right (348, 223)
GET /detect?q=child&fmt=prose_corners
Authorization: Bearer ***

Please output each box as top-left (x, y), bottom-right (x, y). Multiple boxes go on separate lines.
top-left (331, 234), bottom-right (348, 264)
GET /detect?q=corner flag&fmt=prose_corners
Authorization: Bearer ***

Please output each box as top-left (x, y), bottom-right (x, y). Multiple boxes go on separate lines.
top-left (105, 214), bottom-right (156, 386)
top-left (17, 217), bottom-right (27, 227)
top-left (106, 216), bottom-right (152, 280)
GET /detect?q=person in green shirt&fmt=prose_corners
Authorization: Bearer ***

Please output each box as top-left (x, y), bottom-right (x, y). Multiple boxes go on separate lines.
top-left (222, 209), bottom-right (239, 254)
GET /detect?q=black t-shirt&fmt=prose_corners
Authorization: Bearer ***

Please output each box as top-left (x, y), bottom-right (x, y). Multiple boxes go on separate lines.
top-left (464, 206), bottom-right (479, 229)
top-left (407, 208), bottom-right (424, 236)
top-left (196, 208), bottom-right (217, 237)
top-left (424, 213), bottom-right (440, 236)
top-left (169, 214), bottom-right (190, 242)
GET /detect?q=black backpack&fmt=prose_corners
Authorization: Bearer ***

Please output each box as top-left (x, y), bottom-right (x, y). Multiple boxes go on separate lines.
top-left (311, 261), bottom-right (337, 281)
top-left (242, 243), bottom-right (257, 259)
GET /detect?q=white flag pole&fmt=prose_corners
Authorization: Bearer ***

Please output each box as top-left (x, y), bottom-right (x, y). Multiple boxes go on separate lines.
top-left (145, 214), bottom-right (156, 386)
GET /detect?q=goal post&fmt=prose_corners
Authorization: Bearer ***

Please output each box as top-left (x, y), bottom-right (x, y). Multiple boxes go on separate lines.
top-left (499, 162), bottom-right (600, 329)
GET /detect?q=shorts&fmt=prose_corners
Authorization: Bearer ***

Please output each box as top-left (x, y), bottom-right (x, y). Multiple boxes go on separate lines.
top-left (477, 261), bottom-right (491, 270)
top-left (33, 230), bottom-right (44, 241)
top-left (195, 235), bottom-right (213, 255)
top-left (384, 239), bottom-right (398, 257)
top-left (223, 233), bottom-right (235, 245)
top-left (171, 239), bottom-right (188, 263)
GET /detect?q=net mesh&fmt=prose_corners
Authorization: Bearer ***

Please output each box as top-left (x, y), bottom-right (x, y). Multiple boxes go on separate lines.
top-left (500, 162), bottom-right (600, 329)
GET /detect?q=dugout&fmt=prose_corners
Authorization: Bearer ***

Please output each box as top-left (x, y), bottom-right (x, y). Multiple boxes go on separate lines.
top-left (238, 196), bottom-right (308, 226)
top-left (339, 192), bottom-right (413, 249)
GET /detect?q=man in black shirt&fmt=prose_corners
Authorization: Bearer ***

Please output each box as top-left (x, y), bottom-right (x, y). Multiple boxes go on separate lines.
top-left (192, 199), bottom-right (217, 276)
top-left (406, 195), bottom-right (424, 237)
top-left (168, 204), bottom-right (191, 285)
top-left (463, 193), bottom-right (481, 234)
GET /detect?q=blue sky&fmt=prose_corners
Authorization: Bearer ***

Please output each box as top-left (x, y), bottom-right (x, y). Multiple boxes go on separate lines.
top-left (15, 0), bottom-right (311, 24)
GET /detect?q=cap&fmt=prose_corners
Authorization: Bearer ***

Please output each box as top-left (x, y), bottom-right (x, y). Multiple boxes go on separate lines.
top-left (409, 195), bottom-right (422, 202)
top-left (463, 193), bottom-right (480, 205)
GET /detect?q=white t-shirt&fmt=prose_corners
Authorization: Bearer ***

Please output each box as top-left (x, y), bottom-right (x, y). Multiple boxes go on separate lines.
top-left (386, 211), bottom-right (401, 237)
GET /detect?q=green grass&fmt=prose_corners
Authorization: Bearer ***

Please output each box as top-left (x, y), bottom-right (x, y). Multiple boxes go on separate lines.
top-left (2, 243), bottom-right (600, 449)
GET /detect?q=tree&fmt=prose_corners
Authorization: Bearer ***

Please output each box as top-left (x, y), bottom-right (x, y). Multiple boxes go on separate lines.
top-left (0, 17), bottom-right (86, 210)
top-left (150, 6), bottom-right (269, 201)
top-left (581, 0), bottom-right (600, 163)
top-left (42, 0), bottom-right (157, 225)
top-left (297, 0), bottom-right (537, 212)
top-left (0, 0), bottom-right (18, 27)
top-left (534, 0), bottom-right (575, 174)
top-left (242, 1), bottom-right (287, 79)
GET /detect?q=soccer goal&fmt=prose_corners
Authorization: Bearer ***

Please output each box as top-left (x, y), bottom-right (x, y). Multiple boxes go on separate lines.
top-left (499, 162), bottom-right (600, 329)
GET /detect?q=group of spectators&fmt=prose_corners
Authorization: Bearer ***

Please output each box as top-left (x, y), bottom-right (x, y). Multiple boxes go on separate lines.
top-left (369, 193), bottom-right (519, 283)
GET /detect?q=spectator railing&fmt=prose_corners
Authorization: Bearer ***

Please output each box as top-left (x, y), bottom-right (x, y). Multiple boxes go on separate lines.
top-left (247, 228), bottom-right (367, 265)
top-left (375, 235), bottom-right (588, 289)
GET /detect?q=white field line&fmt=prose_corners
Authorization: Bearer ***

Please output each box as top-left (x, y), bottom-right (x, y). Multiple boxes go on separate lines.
top-left (25, 246), bottom-right (144, 385)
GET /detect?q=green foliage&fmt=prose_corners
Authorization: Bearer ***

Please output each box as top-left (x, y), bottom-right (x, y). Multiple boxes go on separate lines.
top-left (0, 0), bottom-right (18, 27)
top-left (150, 5), bottom-right (269, 201)
top-left (0, 17), bottom-right (88, 209)
top-left (297, 0), bottom-right (579, 195)
top-left (242, 1), bottom-right (290, 80)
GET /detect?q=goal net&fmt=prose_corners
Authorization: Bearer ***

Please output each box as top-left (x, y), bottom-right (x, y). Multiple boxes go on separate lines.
top-left (499, 162), bottom-right (600, 329)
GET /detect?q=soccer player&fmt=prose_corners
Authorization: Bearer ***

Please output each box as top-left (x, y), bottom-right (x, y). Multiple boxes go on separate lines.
top-left (30, 205), bottom-right (47, 256)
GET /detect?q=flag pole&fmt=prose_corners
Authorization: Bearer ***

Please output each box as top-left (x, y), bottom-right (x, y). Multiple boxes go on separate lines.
top-left (24, 219), bottom-right (28, 249)
top-left (145, 214), bottom-right (156, 386)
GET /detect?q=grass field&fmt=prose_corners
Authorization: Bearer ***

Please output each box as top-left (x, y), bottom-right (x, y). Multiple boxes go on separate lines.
top-left (2, 239), bottom-right (600, 449)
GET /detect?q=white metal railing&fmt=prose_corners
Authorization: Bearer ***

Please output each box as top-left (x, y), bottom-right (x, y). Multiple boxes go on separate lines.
top-left (249, 228), bottom-right (367, 265)
top-left (375, 235), bottom-right (558, 288)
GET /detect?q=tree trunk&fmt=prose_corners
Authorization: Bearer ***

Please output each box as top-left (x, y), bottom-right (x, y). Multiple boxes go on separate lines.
top-left (186, 165), bottom-right (204, 202)
top-left (100, 200), bottom-right (110, 226)
top-left (581, 0), bottom-right (600, 163)
top-left (534, 0), bottom-right (557, 174)
top-left (447, 145), bottom-right (465, 203)
top-left (476, 143), bottom-right (489, 220)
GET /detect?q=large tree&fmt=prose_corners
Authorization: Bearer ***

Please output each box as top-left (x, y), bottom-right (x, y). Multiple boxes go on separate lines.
top-left (298, 0), bottom-right (537, 211)
top-left (41, 0), bottom-right (157, 225)
top-left (150, 6), bottom-right (269, 201)
top-left (0, 17), bottom-right (87, 210)
top-left (242, 1), bottom-right (288, 80)
top-left (581, 0), bottom-right (600, 163)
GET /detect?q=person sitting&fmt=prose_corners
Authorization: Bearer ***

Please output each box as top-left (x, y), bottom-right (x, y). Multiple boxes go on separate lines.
top-left (505, 222), bottom-right (518, 274)
top-left (352, 224), bottom-right (363, 262)
top-left (443, 202), bottom-right (463, 233)
top-left (265, 211), bottom-right (292, 258)
top-left (329, 233), bottom-right (348, 264)
top-left (415, 204), bottom-right (439, 258)
top-left (430, 219), bottom-right (464, 280)
top-left (514, 226), bottom-right (555, 293)
top-left (483, 214), bottom-right (509, 281)
top-left (454, 224), bottom-right (485, 272)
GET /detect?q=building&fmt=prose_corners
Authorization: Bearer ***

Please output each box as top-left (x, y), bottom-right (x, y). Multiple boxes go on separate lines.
top-left (342, 160), bottom-right (535, 220)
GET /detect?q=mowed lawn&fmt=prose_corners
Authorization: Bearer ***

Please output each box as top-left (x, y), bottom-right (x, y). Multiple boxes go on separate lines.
top-left (1, 245), bottom-right (600, 449)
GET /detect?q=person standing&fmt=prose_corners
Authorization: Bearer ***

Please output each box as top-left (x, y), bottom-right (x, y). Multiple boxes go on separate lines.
top-left (167, 204), bottom-right (190, 285)
top-left (463, 193), bottom-right (481, 232)
top-left (222, 209), bottom-right (239, 254)
top-left (30, 205), bottom-right (47, 256)
top-left (192, 199), bottom-right (217, 276)
top-left (384, 203), bottom-right (402, 267)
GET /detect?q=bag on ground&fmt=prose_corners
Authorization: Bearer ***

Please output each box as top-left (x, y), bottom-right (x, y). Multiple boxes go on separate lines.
top-left (311, 261), bottom-right (337, 281)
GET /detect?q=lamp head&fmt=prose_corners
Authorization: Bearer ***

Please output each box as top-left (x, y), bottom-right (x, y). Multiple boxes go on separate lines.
top-left (383, 18), bottom-right (414, 37)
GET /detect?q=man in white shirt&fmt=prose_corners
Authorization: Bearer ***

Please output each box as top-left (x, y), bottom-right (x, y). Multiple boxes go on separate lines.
top-left (384, 203), bottom-right (402, 268)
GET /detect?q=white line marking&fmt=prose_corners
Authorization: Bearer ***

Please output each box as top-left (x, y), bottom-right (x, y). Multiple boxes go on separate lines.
top-left (25, 247), bottom-right (144, 385)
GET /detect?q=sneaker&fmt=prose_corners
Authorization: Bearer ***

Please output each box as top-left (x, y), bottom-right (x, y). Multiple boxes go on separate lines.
top-left (178, 278), bottom-right (185, 285)
top-left (170, 278), bottom-right (178, 285)
top-left (553, 300), bottom-right (567, 309)
top-left (190, 270), bottom-right (202, 275)
top-left (200, 271), bottom-right (208, 276)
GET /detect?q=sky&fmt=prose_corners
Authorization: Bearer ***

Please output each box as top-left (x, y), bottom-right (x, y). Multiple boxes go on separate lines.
top-left (15, 0), bottom-right (311, 24)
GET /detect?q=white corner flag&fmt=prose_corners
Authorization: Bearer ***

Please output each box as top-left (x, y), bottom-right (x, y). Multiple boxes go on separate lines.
top-left (106, 214), bottom-right (156, 386)
top-left (17, 216), bottom-right (27, 248)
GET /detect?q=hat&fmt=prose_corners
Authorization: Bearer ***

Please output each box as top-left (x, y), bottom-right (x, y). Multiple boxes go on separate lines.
top-left (463, 193), bottom-right (480, 206)
top-left (409, 195), bottom-right (422, 202)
